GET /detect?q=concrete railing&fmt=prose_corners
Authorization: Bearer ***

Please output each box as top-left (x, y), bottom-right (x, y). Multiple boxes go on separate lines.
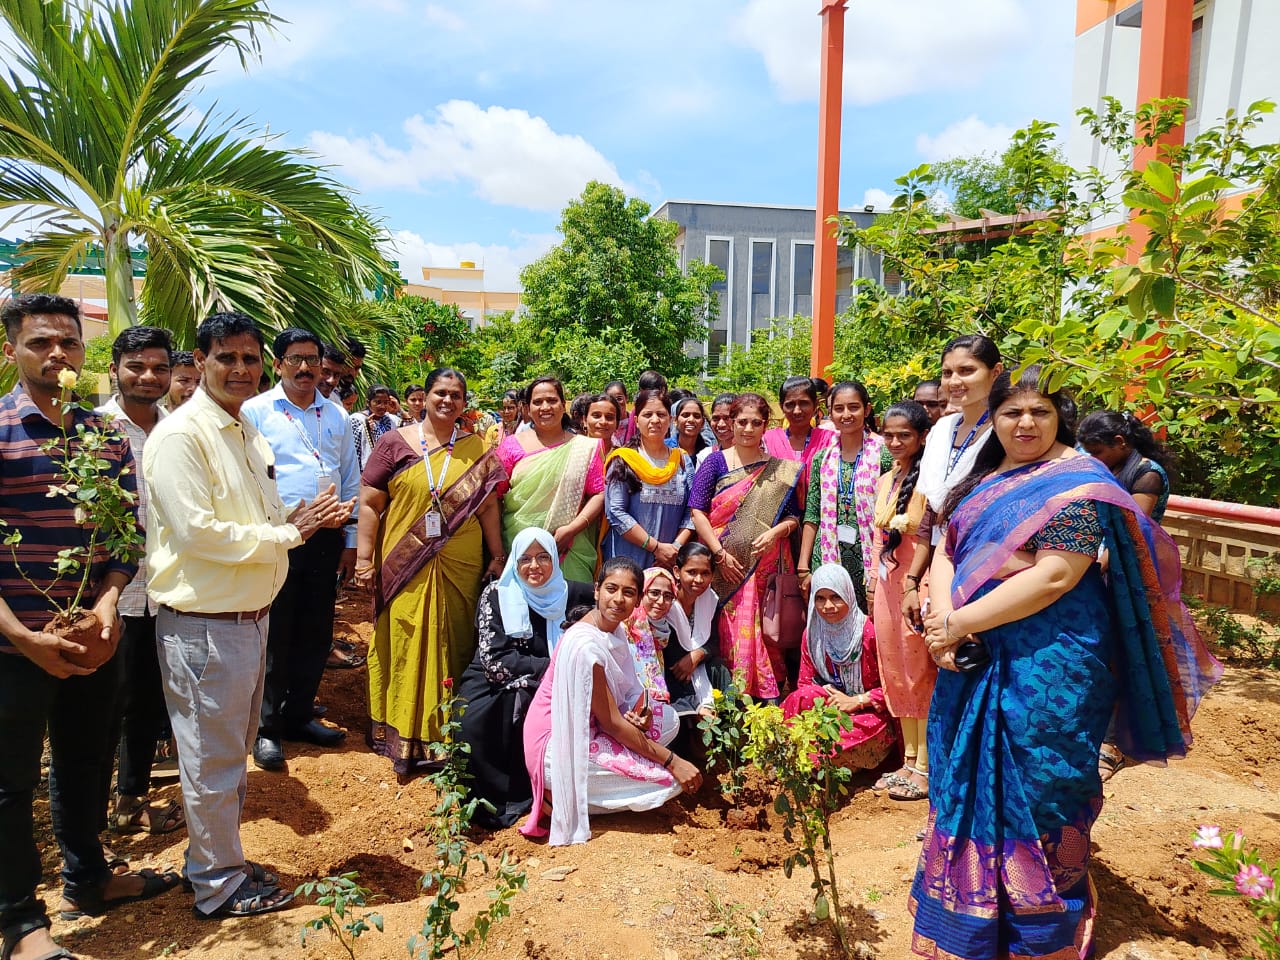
top-left (1163, 496), bottom-right (1280, 616)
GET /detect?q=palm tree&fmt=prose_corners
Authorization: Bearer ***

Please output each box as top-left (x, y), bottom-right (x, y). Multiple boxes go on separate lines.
top-left (0, 0), bottom-right (400, 345)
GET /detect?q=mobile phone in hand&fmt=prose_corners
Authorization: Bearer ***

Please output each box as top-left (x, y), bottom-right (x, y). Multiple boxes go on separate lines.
top-left (633, 689), bottom-right (648, 715)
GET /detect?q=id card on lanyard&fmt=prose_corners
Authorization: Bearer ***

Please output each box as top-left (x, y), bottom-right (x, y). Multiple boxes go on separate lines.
top-left (419, 422), bottom-right (457, 539)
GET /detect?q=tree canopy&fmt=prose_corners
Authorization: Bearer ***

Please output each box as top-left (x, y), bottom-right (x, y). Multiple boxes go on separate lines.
top-left (0, 0), bottom-right (399, 347)
top-left (519, 181), bottom-right (721, 386)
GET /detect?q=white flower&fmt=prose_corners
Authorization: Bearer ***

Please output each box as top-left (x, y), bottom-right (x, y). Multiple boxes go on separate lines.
top-left (888, 514), bottom-right (910, 532)
top-left (57, 368), bottom-right (78, 390)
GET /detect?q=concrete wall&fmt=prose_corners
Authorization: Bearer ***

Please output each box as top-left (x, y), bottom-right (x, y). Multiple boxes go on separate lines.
top-left (1070, 0), bottom-right (1280, 233)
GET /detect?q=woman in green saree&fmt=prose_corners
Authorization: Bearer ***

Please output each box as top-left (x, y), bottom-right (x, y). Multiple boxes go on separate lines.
top-left (495, 376), bottom-right (606, 583)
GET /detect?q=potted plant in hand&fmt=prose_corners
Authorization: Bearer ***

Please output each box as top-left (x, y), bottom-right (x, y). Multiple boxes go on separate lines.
top-left (0, 368), bottom-right (143, 667)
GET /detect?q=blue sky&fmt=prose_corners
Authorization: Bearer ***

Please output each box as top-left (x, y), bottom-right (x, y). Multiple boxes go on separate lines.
top-left (192, 0), bottom-right (1077, 289)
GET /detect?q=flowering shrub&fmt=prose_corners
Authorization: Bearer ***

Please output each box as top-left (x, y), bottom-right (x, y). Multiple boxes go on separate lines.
top-left (698, 682), bottom-right (751, 797)
top-left (739, 700), bottom-right (856, 957)
top-left (0, 370), bottom-right (142, 621)
top-left (1192, 826), bottom-right (1280, 959)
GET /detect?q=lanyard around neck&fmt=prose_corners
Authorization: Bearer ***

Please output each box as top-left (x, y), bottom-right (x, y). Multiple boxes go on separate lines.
top-left (946, 411), bottom-right (989, 478)
top-left (418, 421), bottom-right (458, 504)
top-left (283, 401), bottom-right (325, 470)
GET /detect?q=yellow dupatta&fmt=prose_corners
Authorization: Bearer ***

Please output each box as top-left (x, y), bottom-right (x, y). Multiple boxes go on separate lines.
top-left (604, 446), bottom-right (685, 485)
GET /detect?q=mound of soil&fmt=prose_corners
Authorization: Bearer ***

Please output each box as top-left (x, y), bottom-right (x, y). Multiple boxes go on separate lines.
top-left (38, 598), bottom-right (1280, 959)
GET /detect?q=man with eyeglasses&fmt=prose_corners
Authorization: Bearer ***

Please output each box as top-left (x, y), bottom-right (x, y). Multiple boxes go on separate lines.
top-left (241, 329), bottom-right (359, 771)
top-left (913, 379), bottom-right (945, 425)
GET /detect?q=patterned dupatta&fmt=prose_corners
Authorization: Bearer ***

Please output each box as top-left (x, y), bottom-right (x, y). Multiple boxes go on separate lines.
top-left (815, 432), bottom-right (885, 578)
top-left (375, 441), bottom-right (507, 618)
top-left (947, 455), bottom-right (1221, 762)
top-left (707, 457), bottom-right (801, 604)
top-left (543, 434), bottom-right (598, 533)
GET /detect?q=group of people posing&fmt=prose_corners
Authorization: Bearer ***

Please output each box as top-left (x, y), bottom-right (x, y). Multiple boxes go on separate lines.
top-left (0, 291), bottom-right (1217, 960)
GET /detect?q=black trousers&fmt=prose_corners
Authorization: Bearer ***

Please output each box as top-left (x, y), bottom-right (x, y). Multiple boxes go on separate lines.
top-left (0, 650), bottom-right (118, 940)
top-left (110, 613), bottom-right (168, 797)
top-left (259, 529), bottom-right (343, 737)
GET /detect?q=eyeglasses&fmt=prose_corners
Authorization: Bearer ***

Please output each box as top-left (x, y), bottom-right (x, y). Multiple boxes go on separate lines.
top-left (645, 589), bottom-right (676, 603)
top-left (281, 354), bottom-right (321, 368)
top-left (517, 552), bottom-right (554, 567)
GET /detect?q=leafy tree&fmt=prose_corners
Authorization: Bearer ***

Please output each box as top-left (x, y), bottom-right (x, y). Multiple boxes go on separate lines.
top-left (520, 181), bottom-right (721, 383)
top-left (834, 99), bottom-right (1280, 505)
top-left (931, 121), bottom-right (1071, 219)
top-left (0, 0), bottom-right (400, 346)
top-left (706, 316), bottom-right (813, 395)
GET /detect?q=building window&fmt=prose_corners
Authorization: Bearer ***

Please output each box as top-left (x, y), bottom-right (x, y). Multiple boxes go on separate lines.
top-left (835, 246), bottom-right (854, 315)
top-left (1186, 14), bottom-right (1205, 124)
top-left (791, 241), bottom-right (813, 317)
top-left (749, 239), bottom-right (775, 331)
top-left (705, 237), bottom-right (733, 364)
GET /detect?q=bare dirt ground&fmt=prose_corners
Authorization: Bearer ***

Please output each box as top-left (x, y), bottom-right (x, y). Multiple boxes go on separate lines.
top-left (40, 599), bottom-right (1280, 960)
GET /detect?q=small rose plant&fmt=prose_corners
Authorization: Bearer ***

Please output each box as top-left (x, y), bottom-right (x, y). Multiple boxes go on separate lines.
top-left (0, 370), bottom-right (142, 623)
top-left (1192, 826), bottom-right (1280, 958)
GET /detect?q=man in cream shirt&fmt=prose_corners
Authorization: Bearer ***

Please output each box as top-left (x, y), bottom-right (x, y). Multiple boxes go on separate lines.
top-left (145, 312), bottom-right (353, 920)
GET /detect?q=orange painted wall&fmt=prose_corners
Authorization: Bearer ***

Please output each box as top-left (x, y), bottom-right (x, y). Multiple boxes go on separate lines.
top-left (1076, 0), bottom-right (1142, 36)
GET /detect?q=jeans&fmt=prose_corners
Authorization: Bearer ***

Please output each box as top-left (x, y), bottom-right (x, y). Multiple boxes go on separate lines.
top-left (0, 650), bottom-right (117, 940)
top-left (112, 613), bottom-right (168, 798)
top-left (157, 608), bottom-right (268, 914)
top-left (260, 529), bottom-right (342, 737)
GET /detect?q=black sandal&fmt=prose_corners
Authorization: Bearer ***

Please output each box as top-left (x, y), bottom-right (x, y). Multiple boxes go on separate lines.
top-left (193, 880), bottom-right (295, 920)
top-left (1, 922), bottom-right (76, 960)
top-left (58, 868), bottom-right (180, 919)
top-left (182, 860), bottom-right (277, 894)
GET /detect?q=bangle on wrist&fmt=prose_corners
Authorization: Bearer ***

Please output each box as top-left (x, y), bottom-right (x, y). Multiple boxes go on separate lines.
top-left (713, 548), bottom-right (726, 562)
top-left (663, 749), bottom-right (675, 769)
top-left (797, 567), bottom-right (810, 575)
top-left (905, 574), bottom-right (921, 584)
top-left (904, 585), bottom-right (918, 593)
top-left (944, 611), bottom-right (959, 640)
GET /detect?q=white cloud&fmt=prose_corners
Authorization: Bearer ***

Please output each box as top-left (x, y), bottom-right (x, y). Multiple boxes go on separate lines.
top-left (308, 100), bottom-right (633, 211)
top-left (860, 188), bottom-right (895, 211)
top-left (423, 4), bottom-right (465, 31)
top-left (916, 115), bottom-right (1015, 161)
top-left (733, 0), bottom-right (1029, 104)
top-left (384, 229), bottom-right (558, 292)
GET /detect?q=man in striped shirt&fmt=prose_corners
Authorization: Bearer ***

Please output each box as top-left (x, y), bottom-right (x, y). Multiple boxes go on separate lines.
top-left (0, 294), bottom-right (176, 960)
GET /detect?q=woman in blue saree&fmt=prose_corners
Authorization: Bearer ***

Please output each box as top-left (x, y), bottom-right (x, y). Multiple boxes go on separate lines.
top-left (911, 366), bottom-right (1220, 960)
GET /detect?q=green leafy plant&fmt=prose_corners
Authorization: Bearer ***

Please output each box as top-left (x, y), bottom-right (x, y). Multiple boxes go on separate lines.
top-left (1192, 826), bottom-right (1280, 959)
top-left (296, 872), bottom-right (384, 959)
top-left (0, 371), bottom-right (143, 625)
top-left (409, 680), bottom-right (526, 960)
top-left (738, 700), bottom-right (856, 957)
top-left (701, 884), bottom-right (765, 958)
top-left (1201, 604), bottom-right (1280, 668)
top-left (697, 682), bottom-right (751, 797)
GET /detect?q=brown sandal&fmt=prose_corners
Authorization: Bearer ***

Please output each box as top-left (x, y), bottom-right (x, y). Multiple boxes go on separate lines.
top-left (112, 796), bottom-right (185, 835)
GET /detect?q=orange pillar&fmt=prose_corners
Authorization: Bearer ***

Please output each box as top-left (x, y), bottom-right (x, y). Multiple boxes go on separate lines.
top-left (1129, 0), bottom-right (1194, 259)
top-left (811, 0), bottom-right (848, 380)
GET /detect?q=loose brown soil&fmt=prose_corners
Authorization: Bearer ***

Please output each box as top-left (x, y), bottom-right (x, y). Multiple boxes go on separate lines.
top-left (49, 610), bottom-right (110, 670)
top-left (38, 599), bottom-right (1280, 960)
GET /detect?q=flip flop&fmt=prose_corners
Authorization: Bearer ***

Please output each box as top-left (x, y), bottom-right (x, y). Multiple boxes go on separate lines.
top-left (325, 645), bottom-right (366, 669)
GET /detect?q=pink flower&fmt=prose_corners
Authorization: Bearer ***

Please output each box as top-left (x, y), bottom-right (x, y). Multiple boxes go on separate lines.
top-left (1193, 825), bottom-right (1223, 849)
top-left (1234, 864), bottom-right (1275, 899)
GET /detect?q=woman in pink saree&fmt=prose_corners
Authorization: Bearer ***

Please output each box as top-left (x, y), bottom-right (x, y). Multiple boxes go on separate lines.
top-left (690, 393), bottom-right (802, 701)
top-left (762, 375), bottom-right (837, 506)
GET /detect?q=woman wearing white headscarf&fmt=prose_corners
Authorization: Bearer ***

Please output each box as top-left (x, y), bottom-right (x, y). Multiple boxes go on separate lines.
top-left (781, 564), bottom-right (897, 770)
top-left (457, 528), bottom-right (594, 828)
